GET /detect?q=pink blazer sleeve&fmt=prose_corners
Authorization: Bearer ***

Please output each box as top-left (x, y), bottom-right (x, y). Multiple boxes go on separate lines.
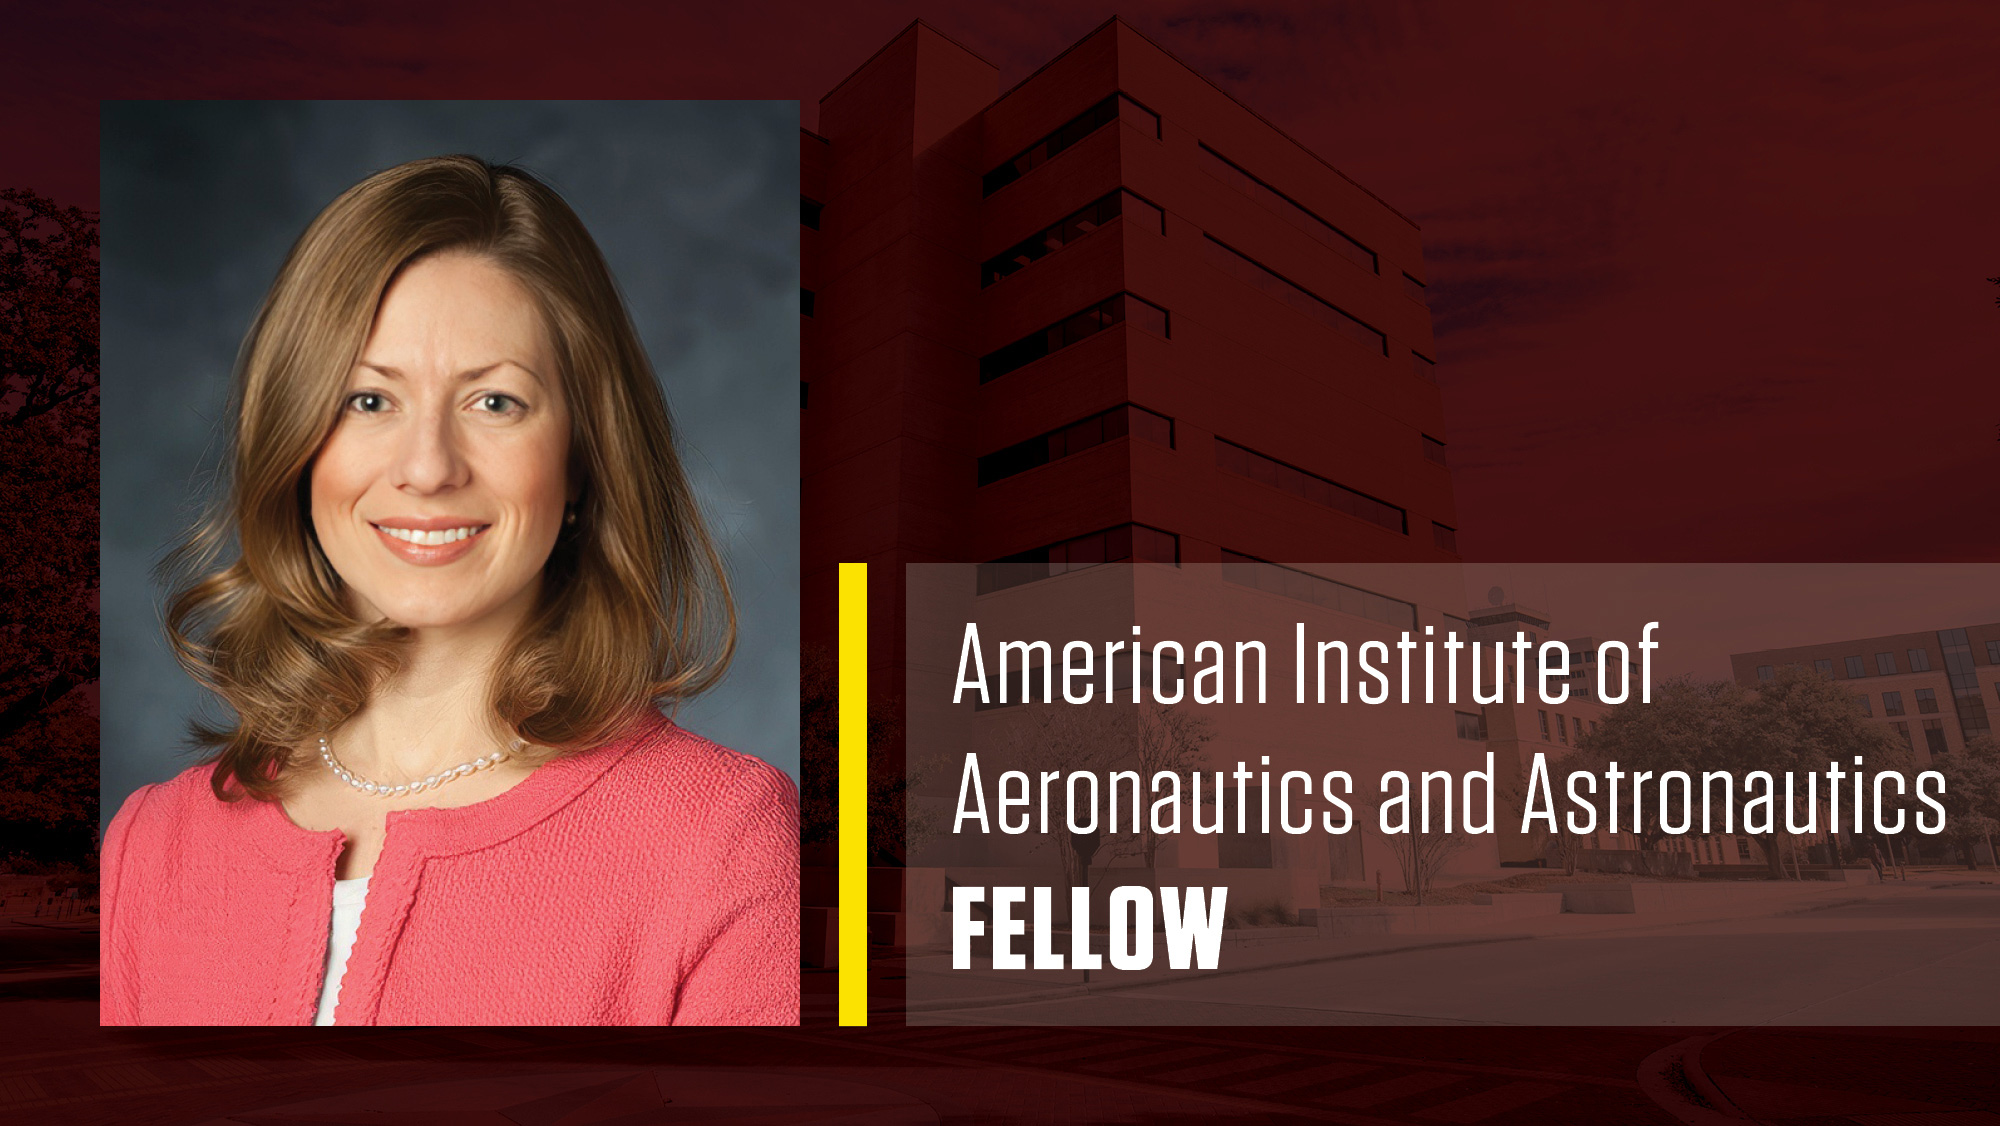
top-left (99, 783), bottom-right (159, 1026)
top-left (670, 760), bottom-right (801, 1025)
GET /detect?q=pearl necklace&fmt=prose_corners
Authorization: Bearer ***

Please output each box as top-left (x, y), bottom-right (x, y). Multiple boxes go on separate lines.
top-left (319, 735), bottom-right (525, 798)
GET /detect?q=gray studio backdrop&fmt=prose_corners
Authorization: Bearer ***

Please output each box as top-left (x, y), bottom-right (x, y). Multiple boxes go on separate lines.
top-left (101, 101), bottom-right (800, 822)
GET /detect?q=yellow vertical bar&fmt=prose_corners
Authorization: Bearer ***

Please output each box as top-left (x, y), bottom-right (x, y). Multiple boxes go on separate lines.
top-left (837, 562), bottom-right (868, 1025)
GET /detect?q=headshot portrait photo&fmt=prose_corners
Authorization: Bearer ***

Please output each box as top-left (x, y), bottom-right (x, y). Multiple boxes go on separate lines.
top-left (98, 101), bottom-right (800, 1026)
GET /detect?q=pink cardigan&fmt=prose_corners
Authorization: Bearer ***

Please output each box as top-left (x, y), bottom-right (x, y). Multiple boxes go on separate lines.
top-left (100, 713), bottom-right (798, 1026)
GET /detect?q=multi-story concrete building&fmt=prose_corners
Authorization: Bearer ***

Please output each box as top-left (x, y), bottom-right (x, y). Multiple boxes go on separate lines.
top-left (802, 17), bottom-right (1471, 925)
top-left (801, 15), bottom-right (1458, 655)
top-left (1730, 624), bottom-right (2000, 764)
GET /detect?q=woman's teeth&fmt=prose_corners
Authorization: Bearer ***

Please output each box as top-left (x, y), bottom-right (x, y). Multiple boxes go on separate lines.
top-left (380, 526), bottom-right (482, 546)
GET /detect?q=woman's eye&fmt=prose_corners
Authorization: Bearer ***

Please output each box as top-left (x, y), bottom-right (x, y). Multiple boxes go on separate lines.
top-left (346, 392), bottom-right (389, 413)
top-left (475, 393), bottom-right (526, 415)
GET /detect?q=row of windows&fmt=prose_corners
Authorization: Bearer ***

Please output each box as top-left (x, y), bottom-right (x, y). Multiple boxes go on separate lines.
top-left (976, 523), bottom-right (1179, 595)
top-left (1196, 143), bottom-right (1377, 274)
top-left (1219, 551), bottom-right (1417, 630)
top-left (1537, 710), bottom-right (1595, 745)
top-left (979, 292), bottom-right (1170, 383)
top-left (983, 93), bottom-right (1160, 197)
top-left (1762, 646), bottom-right (1943, 682)
top-left (1201, 235), bottom-right (1387, 356)
top-left (1422, 434), bottom-right (1447, 465)
top-left (1215, 437), bottom-right (1406, 534)
top-left (1890, 720), bottom-right (1950, 756)
top-left (1433, 523), bottom-right (1458, 553)
top-left (976, 404), bottom-right (1174, 486)
top-left (1455, 711), bottom-right (1486, 740)
top-left (981, 189), bottom-right (1164, 288)
top-left (980, 294), bottom-right (1168, 386)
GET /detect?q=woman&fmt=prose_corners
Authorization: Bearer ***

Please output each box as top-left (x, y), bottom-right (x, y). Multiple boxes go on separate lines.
top-left (100, 156), bottom-right (798, 1026)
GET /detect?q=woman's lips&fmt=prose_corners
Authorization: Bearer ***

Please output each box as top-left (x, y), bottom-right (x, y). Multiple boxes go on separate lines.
top-left (371, 523), bottom-right (491, 566)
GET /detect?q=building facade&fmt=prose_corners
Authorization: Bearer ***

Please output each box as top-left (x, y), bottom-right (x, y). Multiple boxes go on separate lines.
top-left (802, 18), bottom-right (1472, 921)
top-left (1731, 624), bottom-right (2000, 764)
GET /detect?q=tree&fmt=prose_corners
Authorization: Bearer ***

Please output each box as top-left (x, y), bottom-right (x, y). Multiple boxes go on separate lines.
top-left (0, 190), bottom-right (97, 864)
top-left (998, 703), bottom-right (1138, 892)
top-left (1383, 819), bottom-right (1471, 905)
top-left (798, 645), bottom-right (908, 862)
top-left (1589, 670), bottom-right (1907, 879)
top-left (1933, 736), bottom-right (2000, 870)
top-left (1130, 703), bottom-right (1212, 870)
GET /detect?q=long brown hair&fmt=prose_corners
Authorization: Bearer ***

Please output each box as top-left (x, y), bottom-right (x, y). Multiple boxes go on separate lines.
top-left (164, 155), bottom-right (735, 800)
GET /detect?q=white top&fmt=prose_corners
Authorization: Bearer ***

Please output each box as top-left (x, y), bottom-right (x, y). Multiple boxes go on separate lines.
top-left (314, 876), bottom-right (370, 1026)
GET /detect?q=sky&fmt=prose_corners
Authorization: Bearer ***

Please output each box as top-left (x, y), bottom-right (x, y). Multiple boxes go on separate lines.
top-left (6, 1), bottom-right (1998, 562)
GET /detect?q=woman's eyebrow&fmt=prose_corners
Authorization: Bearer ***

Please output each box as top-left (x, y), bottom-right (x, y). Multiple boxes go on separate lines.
top-left (354, 361), bottom-right (546, 388)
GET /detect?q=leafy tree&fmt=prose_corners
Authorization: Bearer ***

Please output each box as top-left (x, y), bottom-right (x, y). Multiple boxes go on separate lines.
top-left (1588, 669), bottom-right (1907, 879)
top-left (0, 189), bottom-right (97, 865)
top-left (1932, 736), bottom-right (2000, 870)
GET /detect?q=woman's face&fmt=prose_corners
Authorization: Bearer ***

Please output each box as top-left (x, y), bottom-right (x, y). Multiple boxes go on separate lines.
top-left (310, 252), bottom-right (573, 635)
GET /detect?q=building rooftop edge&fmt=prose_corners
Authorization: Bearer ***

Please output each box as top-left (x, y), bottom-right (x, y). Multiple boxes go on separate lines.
top-left (818, 18), bottom-right (1001, 108)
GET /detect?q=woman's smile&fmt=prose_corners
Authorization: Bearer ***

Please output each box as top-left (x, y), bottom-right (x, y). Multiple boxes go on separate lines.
top-left (370, 519), bottom-right (494, 565)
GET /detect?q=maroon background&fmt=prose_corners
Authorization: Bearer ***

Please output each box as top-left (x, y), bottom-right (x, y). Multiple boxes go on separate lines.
top-left (5, 2), bottom-right (1998, 1123)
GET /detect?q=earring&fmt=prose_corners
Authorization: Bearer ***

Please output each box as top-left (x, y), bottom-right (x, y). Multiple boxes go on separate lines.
top-left (564, 506), bottom-right (579, 526)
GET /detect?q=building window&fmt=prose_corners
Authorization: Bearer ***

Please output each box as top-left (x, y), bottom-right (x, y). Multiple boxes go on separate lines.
top-left (982, 93), bottom-right (1158, 196)
top-left (1538, 710), bottom-right (1550, 740)
top-left (1455, 711), bottom-right (1486, 740)
top-left (1883, 691), bottom-right (1904, 717)
top-left (1402, 272), bottom-right (1427, 304)
top-left (1220, 551), bottom-right (1416, 629)
top-left (976, 524), bottom-right (1179, 594)
top-left (1845, 655), bottom-right (1865, 678)
top-left (980, 293), bottom-right (1168, 382)
top-left (1858, 693), bottom-right (1872, 717)
top-left (1757, 665), bottom-right (1775, 681)
top-left (1422, 435), bottom-right (1447, 465)
top-left (1876, 652), bottom-right (1898, 675)
top-left (799, 381), bottom-right (809, 409)
top-left (1923, 719), bottom-right (1948, 755)
top-left (1432, 523), bottom-right (1458, 553)
top-left (801, 197), bottom-right (822, 230)
top-left (1987, 641), bottom-right (2000, 664)
top-left (1915, 687), bottom-right (1940, 714)
top-left (1215, 438), bottom-right (1406, 533)
top-left (1197, 143), bottom-right (1377, 272)
top-left (800, 288), bottom-right (815, 317)
top-left (1892, 721), bottom-right (1912, 750)
top-left (1202, 236), bottom-right (1385, 355)
top-left (1908, 648), bottom-right (1932, 672)
top-left (1412, 352), bottom-right (1436, 382)
top-left (1814, 659), bottom-right (1833, 676)
top-left (981, 190), bottom-right (1163, 288)
top-left (1557, 714), bottom-right (1569, 745)
top-left (978, 404), bottom-right (1174, 486)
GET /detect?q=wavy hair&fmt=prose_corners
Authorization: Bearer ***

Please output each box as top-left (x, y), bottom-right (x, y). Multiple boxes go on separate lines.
top-left (165, 155), bottom-right (735, 800)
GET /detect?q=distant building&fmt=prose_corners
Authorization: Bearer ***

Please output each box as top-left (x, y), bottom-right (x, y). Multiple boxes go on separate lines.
top-left (1731, 624), bottom-right (2000, 763)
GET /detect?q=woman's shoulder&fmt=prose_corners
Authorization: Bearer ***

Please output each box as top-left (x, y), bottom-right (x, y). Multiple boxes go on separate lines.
top-left (600, 713), bottom-right (797, 805)
top-left (107, 763), bottom-right (236, 835)
top-left (102, 763), bottom-right (255, 883)
top-left (585, 713), bottom-right (798, 838)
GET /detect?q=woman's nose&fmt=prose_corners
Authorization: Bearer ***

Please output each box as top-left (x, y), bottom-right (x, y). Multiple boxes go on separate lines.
top-left (388, 404), bottom-right (470, 494)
